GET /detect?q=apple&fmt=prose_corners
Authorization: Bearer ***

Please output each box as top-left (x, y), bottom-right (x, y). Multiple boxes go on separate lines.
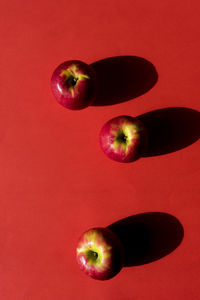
top-left (51, 60), bottom-right (96, 110)
top-left (99, 115), bottom-right (147, 163)
top-left (76, 227), bottom-right (124, 280)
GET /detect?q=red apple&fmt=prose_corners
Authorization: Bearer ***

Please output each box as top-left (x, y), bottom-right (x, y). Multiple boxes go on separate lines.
top-left (76, 227), bottom-right (124, 280)
top-left (99, 115), bottom-right (147, 163)
top-left (51, 60), bottom-right (96, 110)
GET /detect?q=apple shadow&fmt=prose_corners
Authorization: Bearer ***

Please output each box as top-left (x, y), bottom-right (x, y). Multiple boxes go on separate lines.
top-left (137, 107), bottom-right (200, 157)
top-left (91, 56), bottom-right (158, 106)
top-left (107, 212), bottom-right (184, 267)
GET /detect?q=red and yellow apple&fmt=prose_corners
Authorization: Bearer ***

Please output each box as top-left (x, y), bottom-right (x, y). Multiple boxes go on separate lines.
top-left (76, 227), bottom-right (124, 280)
top-left (99, 115), bottom-right (147, 163)
top-left (51, 60), bottom-right (96, 110)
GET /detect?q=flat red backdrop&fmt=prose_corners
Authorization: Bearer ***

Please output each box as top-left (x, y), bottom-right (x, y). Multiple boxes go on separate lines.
top-left (0, 1), bottom-right (200, 299)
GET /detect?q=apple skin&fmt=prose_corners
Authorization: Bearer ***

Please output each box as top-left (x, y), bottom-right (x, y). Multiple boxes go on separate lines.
top-left (76, 227), bottom-right (124, 280)
top-left (51, 60), bottom-right (97, 110)
top-left (99, 115), bottom-right (147, 163)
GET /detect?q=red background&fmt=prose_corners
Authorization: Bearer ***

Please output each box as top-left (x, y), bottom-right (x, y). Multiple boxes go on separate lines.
top-left (0, 0), bottom-right (200, 299)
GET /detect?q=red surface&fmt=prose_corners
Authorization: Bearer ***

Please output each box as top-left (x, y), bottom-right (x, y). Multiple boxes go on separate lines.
top-left (0, 0), bottom-right (200, 299)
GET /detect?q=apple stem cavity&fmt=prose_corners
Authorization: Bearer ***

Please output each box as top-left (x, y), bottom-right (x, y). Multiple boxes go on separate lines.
top-left (116, 132), bottom-right (128, 143)
top-left (87, 250), bottom-right (99, 262)
top-left (67, 75), bottom-right (78, 87)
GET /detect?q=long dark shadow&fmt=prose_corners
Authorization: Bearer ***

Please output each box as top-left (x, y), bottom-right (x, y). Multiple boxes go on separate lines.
top-left (137, 107), bottom-right (200, 157)
top-left (91, 56), bottom-right (158, 106)
top-left (108, 212), bottom-right (184, 267)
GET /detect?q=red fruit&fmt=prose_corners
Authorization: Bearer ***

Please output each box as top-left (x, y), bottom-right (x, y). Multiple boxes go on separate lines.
top-left (76, 227), bottom-right (124, 280)
top-left (51, 60), bottom-right (97, 110)
top-left (99, 115), bottom-right (147, 163)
